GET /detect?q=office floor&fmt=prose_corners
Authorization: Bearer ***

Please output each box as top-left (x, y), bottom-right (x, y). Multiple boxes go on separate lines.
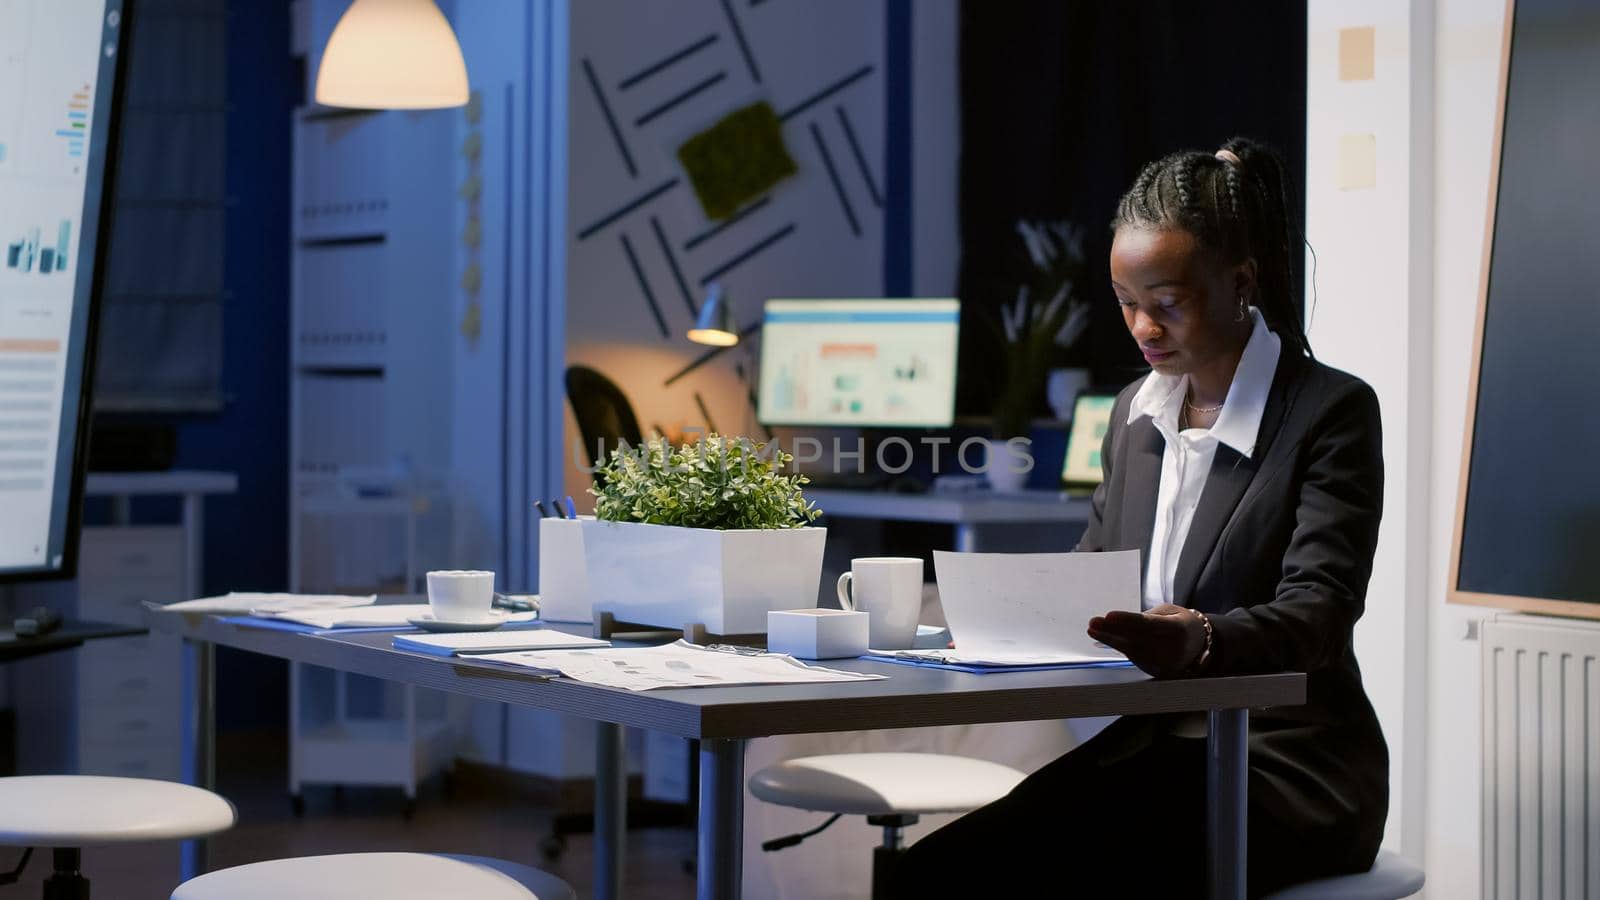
top-left (0, 731), bottom-right (697, 899)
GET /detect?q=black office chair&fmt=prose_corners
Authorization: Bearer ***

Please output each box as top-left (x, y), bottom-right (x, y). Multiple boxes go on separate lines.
top-left (565, 365), bottom-right (645, 471)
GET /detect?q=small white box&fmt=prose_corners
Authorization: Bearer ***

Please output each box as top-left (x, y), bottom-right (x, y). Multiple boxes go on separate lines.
top-left (766, 608), bottom-right (869, 660)
top-left (538, 517), bottom-right (591, 623)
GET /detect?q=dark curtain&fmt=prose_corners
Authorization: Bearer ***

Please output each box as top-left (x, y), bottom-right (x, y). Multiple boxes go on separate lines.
top-left (956, 1), bottom-right (1308, 416)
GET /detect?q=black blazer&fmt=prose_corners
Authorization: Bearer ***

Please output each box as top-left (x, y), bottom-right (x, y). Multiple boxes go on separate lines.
top-left (1077, 346), bottom-right (1388, 864)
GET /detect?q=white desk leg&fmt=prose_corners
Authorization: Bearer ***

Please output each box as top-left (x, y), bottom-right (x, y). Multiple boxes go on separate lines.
top-left (595, 722), bottom-right (626, 900)
top-left (955, 523), bottom-right (978, 553)
top-left (181, 639), bottom-right (216, 880)
top-left (1207, 708), bottom-right (1248, 900)
top-left (697, 738), bottom-right (746, 900)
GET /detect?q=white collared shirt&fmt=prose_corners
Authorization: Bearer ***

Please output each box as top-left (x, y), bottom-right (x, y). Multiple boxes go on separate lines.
top-left (1128, 307), bottom-right (1281, 609)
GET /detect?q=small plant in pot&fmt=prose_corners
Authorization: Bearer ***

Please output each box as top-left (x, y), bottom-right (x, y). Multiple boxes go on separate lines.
top-left (987, 220), bottom-right (1091, 492)
top-left (584, 434), bottom-right (825, 635)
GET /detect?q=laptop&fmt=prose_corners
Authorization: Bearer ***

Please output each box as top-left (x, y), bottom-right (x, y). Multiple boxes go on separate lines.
top-left (1059, 393), bottom-right (1118, 495)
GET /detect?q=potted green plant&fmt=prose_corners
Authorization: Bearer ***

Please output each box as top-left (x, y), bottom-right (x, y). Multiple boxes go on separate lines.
top-left (988, 220), bottom-right (1091, 491)
top-left (582, 434), bottom-right (825, 635)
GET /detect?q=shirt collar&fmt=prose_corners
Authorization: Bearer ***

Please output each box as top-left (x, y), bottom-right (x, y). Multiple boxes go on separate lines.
top-left (1126, 307), bottom-right (1282, 458)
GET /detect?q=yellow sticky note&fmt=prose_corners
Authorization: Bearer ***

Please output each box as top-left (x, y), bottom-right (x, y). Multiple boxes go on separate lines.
top-left (1337, 133), bottom-right (1377, 191)
top-left (1339, 26), bottom-right (1376, 81)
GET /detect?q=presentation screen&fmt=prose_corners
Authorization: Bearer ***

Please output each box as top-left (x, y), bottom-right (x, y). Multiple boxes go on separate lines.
top-left (1450, 0), bottom-right (1600, 616)
top-left (757, 298), bottom-right (960, 428)
top-left (0, 0), bottom-right (127, 580)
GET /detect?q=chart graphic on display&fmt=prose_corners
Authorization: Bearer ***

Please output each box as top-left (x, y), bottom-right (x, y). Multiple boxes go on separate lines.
top-left (0, 0), bottom-right (104, 179)
top-left (0, 0), bottom-right (120, 577)
top-left (758, 299), bottom-right (960, 427)
top-left (4, 219), bottom-right (72, 276)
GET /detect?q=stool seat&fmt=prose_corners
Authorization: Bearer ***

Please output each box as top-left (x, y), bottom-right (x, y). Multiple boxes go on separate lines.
top-left (749, 752), bottom-right (1025, 816)
top-left (0, 776), bottom-right (236, 847)
top-left (172, 852), bottom-right (576, 900)
top-left (1264, 850), bottom-right (1426, 900)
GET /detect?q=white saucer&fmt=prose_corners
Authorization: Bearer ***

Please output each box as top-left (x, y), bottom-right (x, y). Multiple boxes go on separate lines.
top-left (407, 610), bottom-right (511, 633)
top-left (912, 624), bottom-right (951, 649)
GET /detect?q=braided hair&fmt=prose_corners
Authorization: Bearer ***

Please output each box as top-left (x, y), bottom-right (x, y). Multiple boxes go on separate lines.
top-left (1112, 137), bottom-right (1311, 357)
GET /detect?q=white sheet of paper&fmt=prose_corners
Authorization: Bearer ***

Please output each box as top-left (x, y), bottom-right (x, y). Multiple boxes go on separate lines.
top-left (393, 629), bottom-right (608, 655)
top-left (930, 549), bottom-right (1141, 664)
top-left (265, 604), bottom-right (536, 629)
top-left (164, 593), bottom-right (376, 615)
top-left (477, 640), bottom-right (886, 691)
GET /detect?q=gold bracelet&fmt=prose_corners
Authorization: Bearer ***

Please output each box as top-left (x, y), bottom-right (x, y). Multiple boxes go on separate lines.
top-left (1191, 609), bottom-right (1213, 672)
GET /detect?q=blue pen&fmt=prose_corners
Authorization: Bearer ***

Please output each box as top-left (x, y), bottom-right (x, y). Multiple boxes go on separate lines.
top-left (564, 496), bottom-right (578, 519)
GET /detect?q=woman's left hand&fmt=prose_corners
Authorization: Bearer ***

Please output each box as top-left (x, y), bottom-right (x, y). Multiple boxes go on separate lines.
top-left (1087, 604), bottom-right (1207, 678)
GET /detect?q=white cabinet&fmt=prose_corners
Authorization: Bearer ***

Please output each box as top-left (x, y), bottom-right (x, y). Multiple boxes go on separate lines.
top-left (16, 527), bottom-right (186, 780)
top-left (287, 105), bottom-right (462, 807)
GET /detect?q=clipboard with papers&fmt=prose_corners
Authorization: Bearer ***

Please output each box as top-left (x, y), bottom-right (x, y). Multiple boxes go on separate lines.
top-left (862, 548), bottom-right (1142, 673)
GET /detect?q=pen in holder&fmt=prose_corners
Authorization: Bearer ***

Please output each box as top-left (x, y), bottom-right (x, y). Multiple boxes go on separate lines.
top-left (537, 516), bottom-right (591, 623)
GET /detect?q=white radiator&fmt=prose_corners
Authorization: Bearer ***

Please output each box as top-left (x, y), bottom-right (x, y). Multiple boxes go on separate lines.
top-left (1482, 613), bottom-right (1600, 899)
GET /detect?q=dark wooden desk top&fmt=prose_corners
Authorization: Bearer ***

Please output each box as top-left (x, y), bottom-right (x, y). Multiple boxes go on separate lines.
top-left (0, 620), bottom-right (146, 663)
top-left (147, 608), bottom-right (1306, 741)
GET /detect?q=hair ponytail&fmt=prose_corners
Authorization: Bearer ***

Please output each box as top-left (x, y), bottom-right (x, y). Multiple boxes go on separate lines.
top-left (1112, 137), bottom-right (1312, 357)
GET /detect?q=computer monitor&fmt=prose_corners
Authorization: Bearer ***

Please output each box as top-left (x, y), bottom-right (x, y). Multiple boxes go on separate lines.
top-left (0, 0), bottom-right (130, 581)
top-left (757, 298), bottom-right (960, 428)
top-left (1060, 393), bottom-right (1118, 489)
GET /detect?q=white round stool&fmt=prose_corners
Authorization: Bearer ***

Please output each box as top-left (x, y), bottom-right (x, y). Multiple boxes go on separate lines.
top-left (1264, 850), bottom-right (1426, 900)
top-left (0, 776), bottom-right (237, 899)
top-left (750, 752), bottom-right (1026, 900)
top-left (171, 852), bottom-right (576, 900)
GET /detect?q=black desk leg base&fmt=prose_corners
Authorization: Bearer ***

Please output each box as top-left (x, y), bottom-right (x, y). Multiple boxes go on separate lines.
top-left (44, 848), bottom-right (89, 900)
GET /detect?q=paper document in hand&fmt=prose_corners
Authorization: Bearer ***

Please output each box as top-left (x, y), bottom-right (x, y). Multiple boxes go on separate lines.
top-left (930, 549), bottom-right (1140, 664)
top-left (476, 640), bottom-right (887, 691)
top-left (163, 593), bottom-right (376, 615)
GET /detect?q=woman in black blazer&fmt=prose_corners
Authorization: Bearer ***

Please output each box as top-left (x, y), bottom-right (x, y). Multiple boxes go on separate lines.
top-left (891, 138), bottom-right (1387, 898)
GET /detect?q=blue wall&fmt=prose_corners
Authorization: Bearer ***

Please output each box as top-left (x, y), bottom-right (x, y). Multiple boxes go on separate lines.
top-left (170, 2), bottom-right (295, 730)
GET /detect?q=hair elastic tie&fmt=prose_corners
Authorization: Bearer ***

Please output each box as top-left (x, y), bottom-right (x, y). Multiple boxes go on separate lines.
top-left (1215, 148), bottom-right (1242, 166)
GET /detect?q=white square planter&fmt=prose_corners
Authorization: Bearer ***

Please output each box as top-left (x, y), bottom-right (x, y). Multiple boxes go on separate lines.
top-left (581, 519), bottom-right (826, 635)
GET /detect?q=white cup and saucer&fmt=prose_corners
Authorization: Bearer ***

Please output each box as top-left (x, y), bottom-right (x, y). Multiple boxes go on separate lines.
top-left (408, 570), bottom-right (510, 632)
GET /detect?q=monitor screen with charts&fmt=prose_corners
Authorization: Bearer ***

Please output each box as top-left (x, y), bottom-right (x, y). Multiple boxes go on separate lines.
top-left (1061, 393), bottom-right (1118, 488)
top-left (0, 0), bottom-right (128, 580)
top-left (757, 298), bottom-right (960, 428)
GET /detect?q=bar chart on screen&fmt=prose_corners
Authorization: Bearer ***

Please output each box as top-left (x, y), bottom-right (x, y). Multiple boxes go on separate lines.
top-left (0, 0), bottom-right (104, 179)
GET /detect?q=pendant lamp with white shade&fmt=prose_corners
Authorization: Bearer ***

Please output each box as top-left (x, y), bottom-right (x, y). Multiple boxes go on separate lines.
top-left (315, 0), bottom-right (469, 110)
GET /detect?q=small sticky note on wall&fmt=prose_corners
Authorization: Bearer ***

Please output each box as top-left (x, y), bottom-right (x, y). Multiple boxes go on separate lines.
top-left (1337, 133), bottom-right (1377, 190)
top-left (1339, 26), bottom-right (1376, 81)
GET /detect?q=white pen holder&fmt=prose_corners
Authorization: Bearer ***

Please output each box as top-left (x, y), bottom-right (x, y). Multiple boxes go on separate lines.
top-left (538, 516), bottom-right (592, 623)
top-left (767, 608), bottom-right (869, 660)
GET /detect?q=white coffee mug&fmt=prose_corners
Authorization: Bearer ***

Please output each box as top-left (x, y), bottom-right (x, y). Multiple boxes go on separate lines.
top-left (426, 570), bottom-right (496, 622)
top-left (836, 557), bottom-right (923, 650)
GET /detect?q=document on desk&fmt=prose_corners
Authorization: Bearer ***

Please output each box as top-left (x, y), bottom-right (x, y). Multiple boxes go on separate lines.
top-left (917, 549), bottom-right (1141, 665)
top-left (262, 604), bottom-right (537, 630)
top-left (476, 640), bottom-right (887, 691)
top-left (163, 592), bottom-right (376, 615)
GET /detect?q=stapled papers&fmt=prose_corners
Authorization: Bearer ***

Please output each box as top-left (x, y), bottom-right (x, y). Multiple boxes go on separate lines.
top-left (476, 640), bottom-right (886, 691)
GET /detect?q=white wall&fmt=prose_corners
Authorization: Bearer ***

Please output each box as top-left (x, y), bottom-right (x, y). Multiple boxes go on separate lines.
top-left (1426, 0), bottom-right (1506, 896)
top-left (1305, 0), bottom-right (1433, 856)
top-left (1308, 0), bottom-right (1508, 895)
top-left (911, 0), bottom-right (959, 297)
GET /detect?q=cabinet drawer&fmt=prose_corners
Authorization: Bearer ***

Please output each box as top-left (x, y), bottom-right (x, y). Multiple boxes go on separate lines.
top-left (79, 661), bottom-right (181, 714)
top-left (79, 705), bottom-right (170, 745)
top-left (77, 576), bottom-right (186, 625)
top-left (79, 738), bottom-right (181, 781)
top-left (77, 526), bottom-right (185, 579)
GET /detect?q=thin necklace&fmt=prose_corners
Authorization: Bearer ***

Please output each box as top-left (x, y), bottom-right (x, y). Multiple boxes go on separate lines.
top-left (1184, 396), bottom-right (1224, 414)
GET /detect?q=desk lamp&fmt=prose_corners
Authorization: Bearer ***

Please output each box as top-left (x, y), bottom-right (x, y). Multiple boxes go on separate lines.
top-left (688, 283), bottom-right (740, 347)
